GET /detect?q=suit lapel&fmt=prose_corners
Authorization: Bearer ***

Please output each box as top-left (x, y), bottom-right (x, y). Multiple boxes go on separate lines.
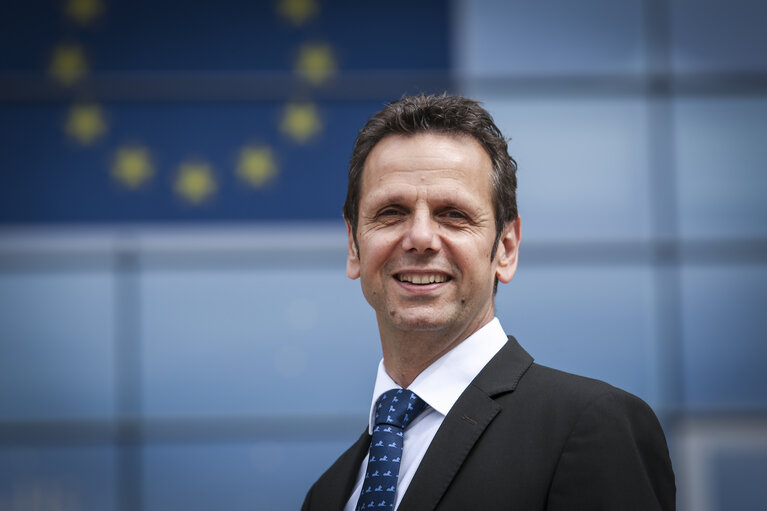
top-left (398, 384), bottom-right (500, 510)
top-left (397, 337), bottom-right (534, 511)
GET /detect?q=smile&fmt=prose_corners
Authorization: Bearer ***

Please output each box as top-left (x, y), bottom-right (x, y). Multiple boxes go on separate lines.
top-left (396, 273), bottom-right (449, 284)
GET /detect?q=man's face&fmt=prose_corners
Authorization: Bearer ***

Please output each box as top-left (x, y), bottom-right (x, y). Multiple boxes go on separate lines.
top-left (346, 132), bottom-right (520, 342)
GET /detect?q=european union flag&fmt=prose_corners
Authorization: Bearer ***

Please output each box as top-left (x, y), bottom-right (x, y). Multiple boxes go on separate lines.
top-left (0, 0), bottom-right (451, 224)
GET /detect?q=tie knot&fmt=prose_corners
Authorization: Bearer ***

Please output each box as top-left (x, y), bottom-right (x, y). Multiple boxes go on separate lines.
top-left (374, 389), bottom-right (427, 429)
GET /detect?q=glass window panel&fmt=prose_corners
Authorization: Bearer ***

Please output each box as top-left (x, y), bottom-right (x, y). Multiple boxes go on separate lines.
top-left (674, 97), bottom-right (767, 239)
top-left (495, 264), bottom-right (659, 406)
top-left (462, 97), bottom-right (651, 242)
top-left (143, 439), bottom-right (352, 511)
top-left (681, 265), bottom-right (767, 409)
top-left (0, 445), bottom-right (116, 511)
top-left (141, 267), bottom-right (381, 417)
top-left (454, 0), bottom-right (645, 77)
top-left (713, 448), bottom-right (767, 511)
top-left (671, 0), bottom-right (767, 73)
top-left (0, 272), bottom-right (115, 419)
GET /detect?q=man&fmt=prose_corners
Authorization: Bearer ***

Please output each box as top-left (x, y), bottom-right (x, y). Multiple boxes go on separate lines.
top-left (303, 94), bottom-right (675, 510)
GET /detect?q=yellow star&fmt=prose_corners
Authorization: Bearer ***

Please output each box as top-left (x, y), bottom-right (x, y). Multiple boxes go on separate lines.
top-left (280, 102), bottom-right (322, 144)
top-left (237, 146), bottom-right (278, 188)
top-left (65, 0), bottom-right (104, 26)
top-left (112, 146), bottom-right (153, 189)
top-left (295, 43), bottom-right (337, 85)
top-left (49, 44), bottom-right (88, 86)
top-left (175, 161), bottom-right (217, 204)
top-left (65, 103), bottom-right (107, 145)
top-left (276, 0), bottom-right (319, 26)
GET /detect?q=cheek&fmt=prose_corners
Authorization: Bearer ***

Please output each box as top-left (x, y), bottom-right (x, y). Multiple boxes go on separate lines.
top-left (453, 238), bottom-right (491, 265)
top-left (452, 241), bottom-right (496, 286)
top-left (359, 233), bottom-right (399, 268)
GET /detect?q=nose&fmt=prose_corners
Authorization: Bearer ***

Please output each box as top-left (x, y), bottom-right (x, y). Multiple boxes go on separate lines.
top-left (402, 209), bottom-right (441, 253)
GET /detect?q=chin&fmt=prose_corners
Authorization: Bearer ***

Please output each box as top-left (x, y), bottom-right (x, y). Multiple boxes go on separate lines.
top-left (387, 310), bottom-right (455, 333)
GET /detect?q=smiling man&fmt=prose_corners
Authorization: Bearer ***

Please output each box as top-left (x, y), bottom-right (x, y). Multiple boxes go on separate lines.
top-left (302, 94), bottom-right (675, 510)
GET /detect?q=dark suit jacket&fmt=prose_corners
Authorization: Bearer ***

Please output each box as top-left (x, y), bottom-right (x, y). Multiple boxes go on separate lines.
top-left (303, 337), bottom-right (675, 510)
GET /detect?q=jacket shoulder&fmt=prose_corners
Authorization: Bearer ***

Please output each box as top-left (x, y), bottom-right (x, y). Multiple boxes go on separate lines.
top-left (523, 362), bottom-right (634, 401)
top-left (513, 364), bottom-right (676, 509)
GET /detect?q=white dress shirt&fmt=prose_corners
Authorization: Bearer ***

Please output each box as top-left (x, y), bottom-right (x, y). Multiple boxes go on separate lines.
top-left (343, 317), bottom-right (509, 511)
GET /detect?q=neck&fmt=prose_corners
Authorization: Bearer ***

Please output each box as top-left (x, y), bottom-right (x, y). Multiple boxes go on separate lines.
top-left (379, 317), bottom-right (493, 388)
top-left (381, 333), bottom-right (459, 388)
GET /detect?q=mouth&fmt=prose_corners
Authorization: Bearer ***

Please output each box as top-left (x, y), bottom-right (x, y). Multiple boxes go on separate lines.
top-left (395, 273), bottom-right (450, 285)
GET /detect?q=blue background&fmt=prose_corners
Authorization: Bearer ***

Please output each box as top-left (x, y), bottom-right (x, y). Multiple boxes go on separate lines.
top-left (1, 1), bottom-right (766, 510)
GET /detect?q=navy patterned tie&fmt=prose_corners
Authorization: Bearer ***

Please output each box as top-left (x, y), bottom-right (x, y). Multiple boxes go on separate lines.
top-left (355, 389), bottom-right (428, 511)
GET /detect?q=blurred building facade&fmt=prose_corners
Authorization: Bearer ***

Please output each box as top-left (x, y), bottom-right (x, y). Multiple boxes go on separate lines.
top-left (1, 1), bottom-right (766, 509)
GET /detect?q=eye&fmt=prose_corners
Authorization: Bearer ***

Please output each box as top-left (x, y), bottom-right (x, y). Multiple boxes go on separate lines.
top-left (442, 209), bottom-right (468, 220)
top-left (375, 206), bottom-right (406, 221)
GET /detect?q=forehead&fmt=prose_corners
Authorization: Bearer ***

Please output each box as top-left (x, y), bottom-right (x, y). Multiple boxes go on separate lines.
top-left (360, 132), bottom-right (493, 198)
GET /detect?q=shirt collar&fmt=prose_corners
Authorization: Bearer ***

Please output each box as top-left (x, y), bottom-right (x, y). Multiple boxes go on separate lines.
top-left (367, 317), bottom-right (508, 433)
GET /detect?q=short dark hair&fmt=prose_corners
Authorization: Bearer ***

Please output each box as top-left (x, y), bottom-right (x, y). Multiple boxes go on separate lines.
top-left (343, 93), bottom-right (518, 255)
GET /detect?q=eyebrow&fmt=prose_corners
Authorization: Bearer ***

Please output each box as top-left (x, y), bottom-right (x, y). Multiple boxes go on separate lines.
top-left (363, 188), bottom-right (482, 214)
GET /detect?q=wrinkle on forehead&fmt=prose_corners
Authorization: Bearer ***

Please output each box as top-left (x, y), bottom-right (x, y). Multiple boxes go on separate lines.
top-left (365, 133), bottom-right (488, 175)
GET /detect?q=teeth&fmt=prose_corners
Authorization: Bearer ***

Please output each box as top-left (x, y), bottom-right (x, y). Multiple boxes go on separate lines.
top-left (398, 274), bottom-right (447, 284)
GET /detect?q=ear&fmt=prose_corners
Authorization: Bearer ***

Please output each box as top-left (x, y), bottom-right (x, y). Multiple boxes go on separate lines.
top-left (494, 217), bottom-right (521, 284)
top-left (345, 219), bottom-right (360, 280)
